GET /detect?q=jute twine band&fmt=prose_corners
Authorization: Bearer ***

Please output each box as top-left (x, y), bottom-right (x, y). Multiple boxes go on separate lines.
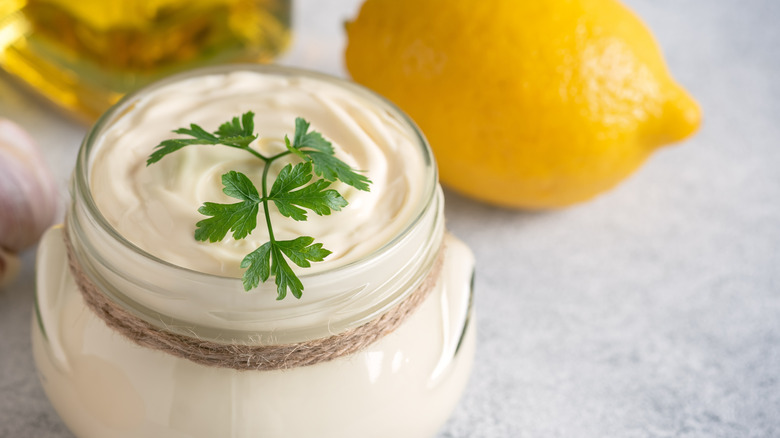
top-left (63, 230), bottom-right (445, 371)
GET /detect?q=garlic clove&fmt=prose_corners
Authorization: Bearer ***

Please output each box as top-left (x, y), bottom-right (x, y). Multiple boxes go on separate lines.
top-left (0, 247), bottom-right (21, 288)
top-left (0, 119), bottom-right (60, 253)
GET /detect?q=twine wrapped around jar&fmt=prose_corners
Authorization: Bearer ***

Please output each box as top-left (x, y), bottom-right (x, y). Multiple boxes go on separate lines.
top-left (63, 229), bottom-right (446, 371)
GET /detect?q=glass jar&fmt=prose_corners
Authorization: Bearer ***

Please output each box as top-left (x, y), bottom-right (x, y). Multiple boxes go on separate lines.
top-left (33, 65), bottom-right (476, 438)
top-left (0, 0), bottom-right (291, 121)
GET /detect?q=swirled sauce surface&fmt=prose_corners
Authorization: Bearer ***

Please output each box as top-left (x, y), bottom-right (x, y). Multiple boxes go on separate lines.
top-left (90, 71), bottom-right (426, 277)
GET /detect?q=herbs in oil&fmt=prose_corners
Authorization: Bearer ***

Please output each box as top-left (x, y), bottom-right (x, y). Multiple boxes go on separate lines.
top-left (0, 0), bottom-right (291, 120)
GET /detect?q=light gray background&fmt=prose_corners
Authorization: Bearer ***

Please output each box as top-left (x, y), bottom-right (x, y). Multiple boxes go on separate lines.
top-left (1, 0), bottom-right (778, 437)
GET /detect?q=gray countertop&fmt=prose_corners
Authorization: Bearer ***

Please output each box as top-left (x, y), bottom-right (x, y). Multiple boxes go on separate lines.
top-left (1, 0), bottom-right (779, 437)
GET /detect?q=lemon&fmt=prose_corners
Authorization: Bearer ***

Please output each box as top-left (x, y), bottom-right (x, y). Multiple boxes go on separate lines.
top-left (345, 0), bottom-right (701, 208)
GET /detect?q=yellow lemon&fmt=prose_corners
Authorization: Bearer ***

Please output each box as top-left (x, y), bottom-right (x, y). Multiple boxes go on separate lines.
top-left (345, 0), bottom-right (701, 208)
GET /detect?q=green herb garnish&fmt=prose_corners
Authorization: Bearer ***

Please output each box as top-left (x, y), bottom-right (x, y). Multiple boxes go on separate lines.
top-left (147, 112), bottom-right (371, 299)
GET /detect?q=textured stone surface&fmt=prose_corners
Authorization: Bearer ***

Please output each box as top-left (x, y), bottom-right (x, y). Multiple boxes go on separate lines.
top-left (1, 0), bottom-right (778, 437)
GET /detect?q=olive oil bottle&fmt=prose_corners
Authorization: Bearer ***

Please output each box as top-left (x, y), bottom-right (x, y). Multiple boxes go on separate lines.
top-left (0, 0), bottom-right (291, 120)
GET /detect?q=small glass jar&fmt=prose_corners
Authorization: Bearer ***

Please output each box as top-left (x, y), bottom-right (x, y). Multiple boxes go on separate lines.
top-left (33, 65), bottom-right (475, 438)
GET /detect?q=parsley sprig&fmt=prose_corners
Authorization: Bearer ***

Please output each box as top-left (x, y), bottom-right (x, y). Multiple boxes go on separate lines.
top-left (147, 112), bottom-right (371, 300)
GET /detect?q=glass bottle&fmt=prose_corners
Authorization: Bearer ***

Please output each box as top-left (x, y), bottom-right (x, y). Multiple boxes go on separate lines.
top-left (0, 0), bottom-right (291, 120)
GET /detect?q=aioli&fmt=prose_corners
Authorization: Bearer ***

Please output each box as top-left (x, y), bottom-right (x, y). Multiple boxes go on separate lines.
top-left (89, 71), bottom-right (426, 277)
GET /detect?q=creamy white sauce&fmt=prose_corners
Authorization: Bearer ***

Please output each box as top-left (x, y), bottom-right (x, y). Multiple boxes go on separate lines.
top-left (89, 71), bottom-right (425, 277)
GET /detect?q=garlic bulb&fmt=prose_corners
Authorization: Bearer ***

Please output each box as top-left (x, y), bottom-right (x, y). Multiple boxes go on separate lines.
top-left (0, 119), bottom-right (59, 285)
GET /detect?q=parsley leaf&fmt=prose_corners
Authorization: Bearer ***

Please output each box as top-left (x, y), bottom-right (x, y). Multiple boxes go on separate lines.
top-left (269, 162), bottom-right (348, 221)
top-left (292, 117), bottom-right (334, 154)
top-left (214, 112), bottom-right (257, 148)
top-left (285, 117), bottom-right (372, 191)
top-left (146, 111), bottom-right (258, 165)
top-left (194, 171), bottom-right (261, 242)
top-left (268, 246), bottom-right (303, 300)
top-left (303, 151), bottom-right (372, 191)
top-left (276, 236), bottom-right (331, 268)
top-left (241, 237), bottom-right (330, 299)
top-left (240, 242), bottom-right (272, 290)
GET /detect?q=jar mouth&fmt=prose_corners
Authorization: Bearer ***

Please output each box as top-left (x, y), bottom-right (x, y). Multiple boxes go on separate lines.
top-left (69, 64), bottom-right (442, 341)
top-left (75, 64), bottom-right (437, 286)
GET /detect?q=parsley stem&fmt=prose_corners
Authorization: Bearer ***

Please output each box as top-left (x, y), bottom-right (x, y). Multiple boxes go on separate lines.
top-left (267, 150), bottom-right (292, 161)
top-left (252, 149), bottom-right (292, 244)
top-left (232, 144), bottom-right (290, 163)
top-left (260, 155), bottom-right (276, 243)
top-left (241, 146), bottom-right (269, 163)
